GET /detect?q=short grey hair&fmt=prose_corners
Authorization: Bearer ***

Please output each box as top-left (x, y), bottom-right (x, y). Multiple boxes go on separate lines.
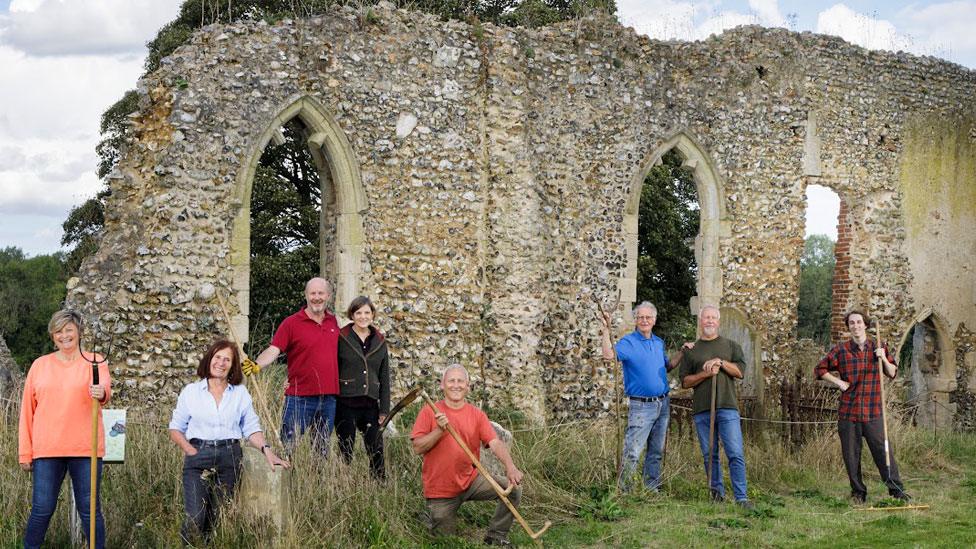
top-left (699, 304), bottom-right (721, 317)
top-left (48, 310), bottom-right (84, 336)
top-left (632, 301), bottom-right (658, 317)
top-left (305, 277), bottom-right (333, 294)
top-left (441, 364), bottom-right (470, 383)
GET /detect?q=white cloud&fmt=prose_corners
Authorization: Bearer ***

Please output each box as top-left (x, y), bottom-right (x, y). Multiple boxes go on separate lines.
top-left (0, 139), bottom-right (102, 215)
top-left (616, 0), bottom-right (700, 41)
top-left (0, 0), bottom-right (182, 255)
top-left (748, 0), bottom-right (787, 28)
top-left (617, 0), bottom-right (789, 42)
top-left (816, 4), bottom-right (916, 53)
top-left (0, 0), bottom-right (183, 56)
top-left (895, 1), bottom-right (976, 67)
top-left (0, 47), bottom-right (145, 140)
top-left (0, 145), bottom-right (26, 171)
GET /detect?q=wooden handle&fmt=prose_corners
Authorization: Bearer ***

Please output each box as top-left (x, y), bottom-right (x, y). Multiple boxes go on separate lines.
top-left (215, 290), bottom-right (280, 446)
top-left (420, 391), bottom-right (548, 545)
top-left (90, 397), bottom-right (99, 549)
top-left (875, 319), bottom-right (891, 469)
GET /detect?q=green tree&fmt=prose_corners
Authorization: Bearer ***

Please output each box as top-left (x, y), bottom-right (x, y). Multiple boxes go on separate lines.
top-left (61, 188), bottom-right (109, 276)
top-left (796, 234), bottom-right (835, 345)
top-left (0, 248), bottom-right (68, 370)
top-left (636, 149), bottom-right (699, 348)
top-left (247, 119), bottom-right (322, 353)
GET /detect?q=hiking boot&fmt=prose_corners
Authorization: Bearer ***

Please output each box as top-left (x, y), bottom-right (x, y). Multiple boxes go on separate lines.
top-left (736, 500), bottom-right (755, 511)
top-left (484, 536), bottom-right (512, 546)
top-left (850, 493), bottom-right (866, 505)
top-left (710, 490), bottom-right (725, 503)
top-left (892, 491), bottom-right (913, 503)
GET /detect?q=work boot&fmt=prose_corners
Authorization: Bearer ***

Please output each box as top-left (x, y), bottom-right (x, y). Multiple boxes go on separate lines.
top-left (735, 500), bottom-right (755, 511)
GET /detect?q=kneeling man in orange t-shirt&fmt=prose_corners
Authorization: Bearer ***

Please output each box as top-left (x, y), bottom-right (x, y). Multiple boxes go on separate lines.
top-left (411, 365), bottom-right (524, 546)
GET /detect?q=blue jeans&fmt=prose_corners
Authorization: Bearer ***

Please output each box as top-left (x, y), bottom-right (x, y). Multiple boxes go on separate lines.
top-left (181, 442), bottom-right (243, 543)
top-left (619, 396), bottom-right (670, 491)
top-left (25, 457), bottom-right (105, 549)
top-left (281, 394), bottom-right (336, 456)
top-left (693, 408), bottom-right (748, 501)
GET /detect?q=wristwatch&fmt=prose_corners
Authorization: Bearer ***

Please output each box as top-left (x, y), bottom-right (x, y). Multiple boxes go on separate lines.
top-left (262, 444), bottom-right (271, 454)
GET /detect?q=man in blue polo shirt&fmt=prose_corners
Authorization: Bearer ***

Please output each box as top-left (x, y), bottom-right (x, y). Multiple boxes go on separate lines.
top-left (600, 301), bottom-right (678, 492)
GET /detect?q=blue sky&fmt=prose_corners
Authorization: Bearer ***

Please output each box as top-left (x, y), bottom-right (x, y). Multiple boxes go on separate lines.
top-left (1, 0), bottom-right (974, 255)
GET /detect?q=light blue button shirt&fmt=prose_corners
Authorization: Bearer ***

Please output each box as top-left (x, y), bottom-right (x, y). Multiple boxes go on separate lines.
top-left (168, 379), bottom-right (262, 441)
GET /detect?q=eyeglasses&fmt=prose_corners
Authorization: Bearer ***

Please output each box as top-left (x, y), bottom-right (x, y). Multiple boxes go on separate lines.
top-left (635, 316), bottom-right (655, 321)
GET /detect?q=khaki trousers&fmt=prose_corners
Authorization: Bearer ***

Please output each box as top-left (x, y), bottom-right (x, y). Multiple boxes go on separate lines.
top-left (427, 472), bottom-right (522, 541)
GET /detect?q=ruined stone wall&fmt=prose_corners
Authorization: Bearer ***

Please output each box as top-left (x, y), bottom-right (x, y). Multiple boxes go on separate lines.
top-left (69, 6), bottom-right (976, 425)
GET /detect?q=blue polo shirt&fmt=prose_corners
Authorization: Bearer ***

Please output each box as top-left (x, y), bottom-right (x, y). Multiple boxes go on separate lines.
top-left (615, 330), bottom-right (670, 398)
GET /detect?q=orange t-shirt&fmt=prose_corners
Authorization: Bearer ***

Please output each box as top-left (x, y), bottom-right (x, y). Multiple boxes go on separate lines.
top-left (19, 352), bottom-right (112, 463)
top-left (411, 400), bottom-right (497, 498)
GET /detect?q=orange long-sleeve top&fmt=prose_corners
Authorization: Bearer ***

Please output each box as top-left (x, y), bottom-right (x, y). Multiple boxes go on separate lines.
top-left (19, 352), bottom-right (112, 464)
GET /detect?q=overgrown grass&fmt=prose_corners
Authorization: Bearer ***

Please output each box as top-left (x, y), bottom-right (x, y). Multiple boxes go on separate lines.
top-left (3, 381), bottom-right (975, 547)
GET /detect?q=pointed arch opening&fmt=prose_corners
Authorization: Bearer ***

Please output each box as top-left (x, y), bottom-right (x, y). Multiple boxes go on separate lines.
top-left (896, 309), bottom-right (955, 428)
top-left (621, 131), bottom-right (730, 329)
top-left (229, 95), bottom-right (366, 346)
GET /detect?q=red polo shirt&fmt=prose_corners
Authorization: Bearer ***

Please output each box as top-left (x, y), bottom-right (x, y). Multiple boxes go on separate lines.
top-left (271, 308), bottom-right (339, 396)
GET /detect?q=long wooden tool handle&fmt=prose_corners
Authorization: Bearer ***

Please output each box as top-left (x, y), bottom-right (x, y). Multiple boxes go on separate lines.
top-left (707, 372), bottom-right (718, 492)
top-left (420, 393), bottom-right (547, 544)
top-left (90, 362), bottom-right (100, 549)
top-left (876, 320), bottom-right (891, 469)
top-left (215, 290), bottom-right (280, 445)
top-left (592, 295), bottom-right (623, 478)
top-left (90, 397), bottom-right (99, 548)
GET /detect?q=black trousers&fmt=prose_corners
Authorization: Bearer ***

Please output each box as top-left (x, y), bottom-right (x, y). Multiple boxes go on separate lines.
top-left (181, 441), bottom-right (243, 543)
top-left (838, 416), bottom-right (905, 498)
top-left (335, 400), bottom-right (386, 479)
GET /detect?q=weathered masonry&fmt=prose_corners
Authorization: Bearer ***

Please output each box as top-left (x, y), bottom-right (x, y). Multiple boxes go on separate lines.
top-left (69, 6), bottom-right (976, 427)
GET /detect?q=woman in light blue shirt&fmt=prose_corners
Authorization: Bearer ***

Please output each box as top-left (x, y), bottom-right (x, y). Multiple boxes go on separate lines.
top-left (168, 339), bottom-right (289, 543)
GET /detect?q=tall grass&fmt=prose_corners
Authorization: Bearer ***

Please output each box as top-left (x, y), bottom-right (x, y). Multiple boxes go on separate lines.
top-left (2, 377), bottom-right (974, 547)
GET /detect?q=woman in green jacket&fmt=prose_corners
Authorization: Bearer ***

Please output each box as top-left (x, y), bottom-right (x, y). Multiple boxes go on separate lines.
top-left (335, 296), bottom-right (390, 479)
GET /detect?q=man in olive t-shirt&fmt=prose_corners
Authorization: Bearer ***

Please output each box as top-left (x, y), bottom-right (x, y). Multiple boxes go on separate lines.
top-left (677, 305), bottom-right (752, 508)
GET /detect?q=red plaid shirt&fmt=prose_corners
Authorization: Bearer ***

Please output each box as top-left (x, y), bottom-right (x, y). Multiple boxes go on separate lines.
top-left (815, 339), bottom-right (896, 422)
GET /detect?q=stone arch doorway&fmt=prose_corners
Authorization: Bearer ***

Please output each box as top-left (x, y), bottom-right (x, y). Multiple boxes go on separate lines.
top-left (229, 95), bottom-right (366, 341)
top-left (896, 309), bottom-right (956, 428)
top-left (621, 131), bottom-right (731, 324)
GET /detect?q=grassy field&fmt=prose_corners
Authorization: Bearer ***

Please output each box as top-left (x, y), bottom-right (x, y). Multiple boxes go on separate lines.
top-left (2, 377), bottom-right (975, 548)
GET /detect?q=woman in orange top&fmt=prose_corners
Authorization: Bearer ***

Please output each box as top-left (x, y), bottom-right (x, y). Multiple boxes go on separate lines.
top-left (19, 310), bottom-right (110, 549)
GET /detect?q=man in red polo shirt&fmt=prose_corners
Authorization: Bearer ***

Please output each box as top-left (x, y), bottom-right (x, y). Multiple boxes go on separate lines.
top-left (411, 365), bottom-right (523, 546)
top-left (244, 277), bottom-right (339, 455)
top-left (815, 310), bottom-right (910, 504)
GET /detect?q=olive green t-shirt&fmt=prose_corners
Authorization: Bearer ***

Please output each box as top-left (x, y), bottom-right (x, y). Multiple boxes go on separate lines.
top-left (678, 336), bottom-right (746, 414)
